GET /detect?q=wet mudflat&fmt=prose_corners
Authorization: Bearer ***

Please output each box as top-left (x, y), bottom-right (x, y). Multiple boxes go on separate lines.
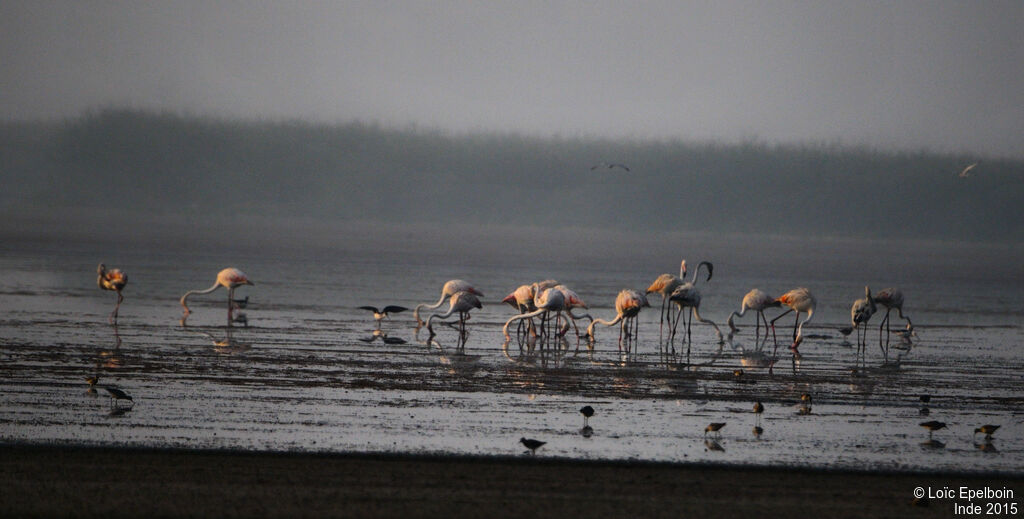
top-left (1, 234), bottom-right (1022, 475)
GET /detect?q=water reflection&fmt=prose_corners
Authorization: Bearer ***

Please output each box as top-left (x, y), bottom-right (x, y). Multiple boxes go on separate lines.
top-left (704, 439), bottom-right (725, 452)
top-left (358, 329), bottom-right (407, 344)
top-left (191, 328), bottom-right (252, 355)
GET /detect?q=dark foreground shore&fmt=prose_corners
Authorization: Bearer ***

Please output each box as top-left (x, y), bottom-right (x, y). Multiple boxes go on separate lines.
top-left (2, 444), bottom-right (1018, 518)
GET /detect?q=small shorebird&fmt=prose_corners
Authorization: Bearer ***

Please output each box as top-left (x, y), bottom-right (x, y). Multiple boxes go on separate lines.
top-left (798, 393), bottom-right (812, 415)
top-left (358, 305), bottom-right (409, 327)
top-left (86, 375), bottom-right (99, 386)
top-left (103, 386), bottom-right (134, 409)
top-left (920, 421), bottom-right (947, 438)
top-left (753, 401), bottom-right (764, 425)
top-left (753, 426), bottom-right (764, 438)
top-left (579, 405), bottom-right (594, 427)
top-left (97, 264), bottom-right (128, 325)
top-left (520, 437), bottom-right (546, 455)
top-left (974, 425), bottom-right (1000, 439)
top-left (705, 422), bottom-right (726, 438)
top-left (919, 394), bottom-right (931, 404)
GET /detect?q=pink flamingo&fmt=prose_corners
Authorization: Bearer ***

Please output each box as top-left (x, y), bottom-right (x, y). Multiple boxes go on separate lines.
top-left (586, 289), bottom-right (650, 352)
top-left (769, 288), bottom-right (816, 353)
top-left (425, 291), bottom-right (483, 339)
top-left (414, 280), bottom-right (484, 327)
top-left (668, 282), bottom-right (724, 357)
top-left (726, 289), bottom-right (781, 339)
top-left (839, 286), bottom-right (877, 357)
top-left (97, 264), bottom-right (127, 325)
top-left (874, 287), bottom-right (913, 349)
top-left (180, 268), bottom-right (254, 326)
top-left (503, 287), bottom-right (566, 341)
top-left (554, 284), bottom-right (590, 338)
top-left (646, 261), bottom-right (685, 339)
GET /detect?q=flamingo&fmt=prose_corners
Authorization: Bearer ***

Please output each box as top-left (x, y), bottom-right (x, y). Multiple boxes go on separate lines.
top-left (425, 291), bottom-right (483, 339)
top-left (769, 288), bottom-right (816, 353)
top-left (503, 288), bottom-right (565, 341)
top-left (726, 289), bottom-right (781, 339)
top-left (668, 282), bottom-right (724, 355)
top-left (414, 280), bottom-right (484, 327)
top-left (180, 268), bottom-right (254, 326)
top-left (586, 289), bottom-right (649, 352)
top-left (554, 284), bottom-right (590, 338)
top-left (646, 261), bottom-right (686, 339)
top-left (873, 287), bottom-right (913, 349)
top-left (97, 264), bottom-right (127, 324)
top-left (839, 286), bottom-right (877, 357)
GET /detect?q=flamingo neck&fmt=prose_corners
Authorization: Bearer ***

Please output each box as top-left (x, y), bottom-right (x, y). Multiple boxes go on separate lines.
top-left (503, 307), bottom-right (547, 338)
top-left (180, 281), bottom-right (222, 313)
top-left (586, 314), bottom-right (623, 337)
top-left (414, 294), bottom-right (447, 324)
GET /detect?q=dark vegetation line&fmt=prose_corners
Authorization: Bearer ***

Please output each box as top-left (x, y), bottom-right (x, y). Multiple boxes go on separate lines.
top-left (1, 109), bottom-right (1020, 241)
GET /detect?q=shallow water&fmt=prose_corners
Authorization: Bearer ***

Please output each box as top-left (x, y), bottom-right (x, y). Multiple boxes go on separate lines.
top-left (2, 231), bottom-right (1022, 474)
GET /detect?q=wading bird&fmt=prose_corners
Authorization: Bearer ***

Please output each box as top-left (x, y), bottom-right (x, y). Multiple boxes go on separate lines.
top-left (770, 288), bottom-right (816, 353)
top-left (753, 401), bottom-right (764, 426)
top-left (358, 305), bottom-right (408, 328)
top-left (974, 425), bottom-right (1000, 440)
top-left (705, 422), bottom-right (726, 438)
top-left (97, 264), bottom-right (128, 324)
top-left (840, 286), bottom-right (877, 357)
top-left (102, 386), bottom-right (134, 409)
top-left (520, 437), bottom-right (546, 455)
top-left (873, 287), bottom-right (913, 350)
top-left (586, 289), bottom-right (649, 352)
top-left (580, 405), bottom-right (594, 427)
top-left (425, 291), bottom-right (483, 339)
top-left (414, 280), bottom-right (483, 327)
top-left (646, 261), bottom-right (686, 340)
top-left (920, 420), bottom-right (947, 438)
top-left (668, 280), bottom-right (723, 351)
top-left (503, 288), bottom-right (565, 341)
top-left (726, 289), bottom-right (780, 339)
top-left (180, 268), bottom-right (254, 326)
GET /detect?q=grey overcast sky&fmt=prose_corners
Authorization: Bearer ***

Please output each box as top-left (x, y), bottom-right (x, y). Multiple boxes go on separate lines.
top-left (1, 1), bottom-right (1022, 157)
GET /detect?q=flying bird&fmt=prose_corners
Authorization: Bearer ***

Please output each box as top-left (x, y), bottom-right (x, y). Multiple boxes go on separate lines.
top-left (590, 162), bottom-right (630, 172)
top-left (358, 305), bottom-right (409, 327)
top-left (97, 264), bottom-right (128, 325)
top-left (180, 268), bottom-right (254, 326)
top-left (958, 162), bottom-right (977, 178)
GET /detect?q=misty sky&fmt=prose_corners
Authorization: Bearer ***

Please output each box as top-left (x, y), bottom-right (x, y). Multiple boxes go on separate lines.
top-left (2, 1), bottom-right (1022, 158)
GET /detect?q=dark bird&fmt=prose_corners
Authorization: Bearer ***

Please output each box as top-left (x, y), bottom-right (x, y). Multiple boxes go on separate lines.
top-left (103, 386), bottom-right (134, 409)
top-left (520, 437), bottom-right (546, 455)
top-left (753, 426), bottom-right (764, 438)
top-left (974, 425), bottom-right (1000, 439)
top-left (358, 305), bottom-right (409, 327)
top-left (85, 376), bottom-right (99, 386)
top-left (919, 407), bottom-right (930, 416)
top-left (97, 264), bottom-right (128, 325)
top-left (590, 162), bottom-right (630, 172)
top-left (919, 394), bottom-right (931, 404)
top-left (920, 421), bottom-right (947, 438)
top-left (704, 422), bottom-right (726, 437)
top-left (579, 405), bottom-right (594, 427)
top-left (753, 401), bottom-right (764, 425)
top-left (733, 369), bottom-right (745, 379)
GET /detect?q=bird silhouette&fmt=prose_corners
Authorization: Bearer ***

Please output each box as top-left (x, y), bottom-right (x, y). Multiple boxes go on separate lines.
top-left (358, 305), bottom-right (409, 327)
top-left (180, 268), bottom-right (254, 326)
top-left (920, 420), bottom-right (947, 438)
top-left (590, 162), bottom-right (630, 172)
top-left (579, 405), bottom-right (595, 427)
top-left (102, 386), bottom-right (134, 409)
top-left (974, 424), bottom-right (1000, 439)
top-left (97, 264), bottom-right (127, 325)
top-left (520, 437), bottom-right (546, 455)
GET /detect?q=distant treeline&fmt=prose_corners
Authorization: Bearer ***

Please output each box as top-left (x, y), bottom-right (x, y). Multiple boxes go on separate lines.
top-left (2, 109), bottom-right (1021, 241)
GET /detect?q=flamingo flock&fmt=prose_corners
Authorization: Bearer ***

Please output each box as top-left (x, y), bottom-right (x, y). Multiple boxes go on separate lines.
top-left (92, 260), bottom-right (914, 362)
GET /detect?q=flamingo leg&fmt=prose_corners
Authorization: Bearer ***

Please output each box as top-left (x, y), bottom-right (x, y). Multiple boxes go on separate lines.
top-left (227, 287), bottom-right (235, 326)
